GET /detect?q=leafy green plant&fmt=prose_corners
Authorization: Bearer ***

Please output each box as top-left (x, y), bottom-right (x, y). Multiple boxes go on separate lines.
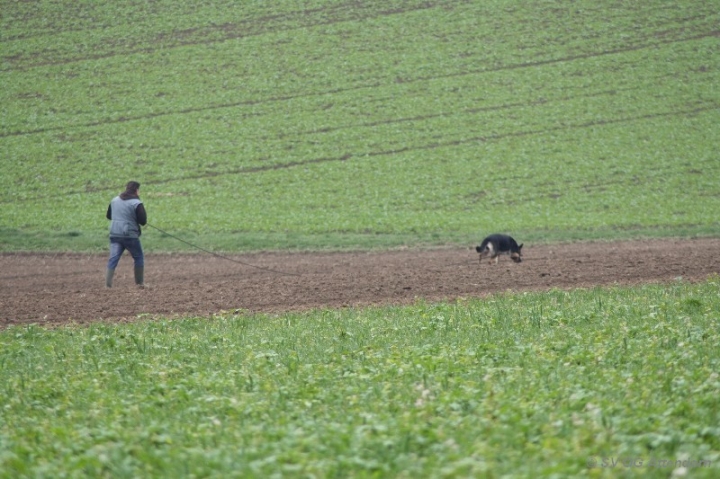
top-left (1, 0), bottom-right (718, 252)
top-left (1, 279), bottom-right (719, 477)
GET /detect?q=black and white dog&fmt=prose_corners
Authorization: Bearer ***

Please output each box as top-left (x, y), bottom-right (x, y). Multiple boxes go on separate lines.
top-left (476, 234), bottom-right (523, 264)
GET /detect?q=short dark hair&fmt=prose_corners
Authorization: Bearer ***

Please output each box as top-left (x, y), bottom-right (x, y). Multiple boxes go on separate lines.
top-left (126, 181), bottom-right (141, 192)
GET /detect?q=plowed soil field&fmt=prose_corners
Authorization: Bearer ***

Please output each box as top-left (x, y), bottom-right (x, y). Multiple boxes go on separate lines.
top-left (2, 238), bottom-right (718, 328)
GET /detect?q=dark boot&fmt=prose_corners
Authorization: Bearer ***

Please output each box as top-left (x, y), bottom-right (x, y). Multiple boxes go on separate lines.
top-left (134, 266), bottom-right (145, 288)
top-left (105, 268), bottom-right (115, 288)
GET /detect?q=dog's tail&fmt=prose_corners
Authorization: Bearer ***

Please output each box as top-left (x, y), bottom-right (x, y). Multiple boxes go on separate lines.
top-left (476, 241), bottom-right (494, 255)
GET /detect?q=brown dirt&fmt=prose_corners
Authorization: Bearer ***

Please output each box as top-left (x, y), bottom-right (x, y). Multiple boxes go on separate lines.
top-left (1, 238), bottom-right (718, 328)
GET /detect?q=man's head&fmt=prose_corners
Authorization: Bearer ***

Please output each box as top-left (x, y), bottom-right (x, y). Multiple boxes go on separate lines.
top-left (126, 181), bottom-right (141, 193)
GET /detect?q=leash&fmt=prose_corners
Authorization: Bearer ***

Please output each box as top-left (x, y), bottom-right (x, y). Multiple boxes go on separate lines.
top-left (145, 223), bottom-right (301, 277)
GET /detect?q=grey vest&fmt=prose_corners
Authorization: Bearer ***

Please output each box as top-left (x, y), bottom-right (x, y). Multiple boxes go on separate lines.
top-left (109, 196), bottom-right (143, 238)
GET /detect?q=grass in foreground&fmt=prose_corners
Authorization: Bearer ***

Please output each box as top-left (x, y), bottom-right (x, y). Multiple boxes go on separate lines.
top-left (1, 279), bottom-right (719, 478)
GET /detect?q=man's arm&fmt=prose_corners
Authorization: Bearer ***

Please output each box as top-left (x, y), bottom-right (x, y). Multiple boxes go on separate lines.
top-left (106, 204), bottom-right (112, 220)
top-left (136, 203), bottom-right (147, 226)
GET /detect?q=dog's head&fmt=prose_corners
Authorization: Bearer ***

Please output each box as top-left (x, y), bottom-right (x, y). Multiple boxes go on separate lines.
top-left (511, 243), bottom-right (523, 262)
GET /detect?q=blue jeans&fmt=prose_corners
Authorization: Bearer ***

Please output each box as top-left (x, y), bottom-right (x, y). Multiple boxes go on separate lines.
top-left (107, 237), bottom-right (144, 269)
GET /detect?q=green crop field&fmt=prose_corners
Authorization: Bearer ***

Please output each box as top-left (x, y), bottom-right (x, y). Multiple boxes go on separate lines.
top-left (2, 0), bottom-right (719, 252)
top-left (2, 280), bottom-right (719, 477)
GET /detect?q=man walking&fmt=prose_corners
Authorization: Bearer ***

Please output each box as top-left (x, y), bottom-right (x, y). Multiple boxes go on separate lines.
top-left (106, 181), bottom-right (147, 288)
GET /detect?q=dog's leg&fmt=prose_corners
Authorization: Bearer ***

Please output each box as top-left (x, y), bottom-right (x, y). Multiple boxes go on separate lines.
top-left (478, 247), bottom-right (490, 265)
top-left (484, 243), bottom-right (496, 265)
